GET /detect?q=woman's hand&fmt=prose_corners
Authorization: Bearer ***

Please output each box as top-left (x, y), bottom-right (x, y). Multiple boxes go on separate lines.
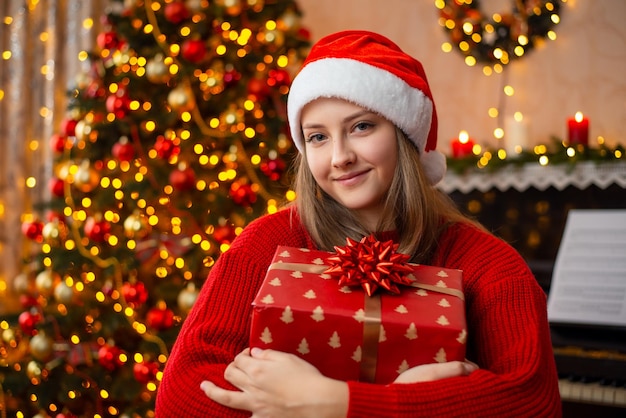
top-left (200, 347), bottom-right (348, 418)
top-left (394, 360), bottom-right (478, 384)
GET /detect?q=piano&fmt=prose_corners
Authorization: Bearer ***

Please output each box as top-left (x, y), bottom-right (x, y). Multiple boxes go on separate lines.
top-left (551, 324), bottom-right (626, 417)
top-left (443, 165), bottom-right (626, 417)
top-left (530, 259), bottom-right (626, 414)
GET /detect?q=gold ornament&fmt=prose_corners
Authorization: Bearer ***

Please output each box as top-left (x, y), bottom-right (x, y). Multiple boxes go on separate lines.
top-left (55, 159), bottom-right (74, 181)
top-left (278, 10), bottom-right (298, 31)
top-left (260, 28), bottom-right (285, 48)
top-left (177, 283), bottom-right (199, 312)
top-left (146, 54), bottom-right (170, 84)
top-left (74, 119), bottom-right (92, 142)
top-left (185, 0), bottom-right (207, 12)
top-left (221, 105), bottom-right (244, 127)
top-left (2, 328), bottom-right (17, 344)
top-left (42, 219), bottom-right (67, 244)
top-left (35, 270), bottom-right (60, 296)
top-left (54, 280), bottom-right (75, 304)
top-left (167, 85), bottom-right (195, 112)
top-left (13, 271), bottom-right (33, 294)
top-left (29, 333), bottom-right (54, 361)
top-left (124, 211), bottom-right (152, 239)
top-left (26, 360), bottom-right (44, 380)
top-left (248, 0), bottom-right (265, 12)
top-left (73, 159), bottom-right (100, 192)
top-left (218, 0), bottom-right (242, 15)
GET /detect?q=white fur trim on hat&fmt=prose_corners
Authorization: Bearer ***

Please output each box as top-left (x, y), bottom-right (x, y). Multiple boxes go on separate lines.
top-left (287, 58), bottom-right (445, 184)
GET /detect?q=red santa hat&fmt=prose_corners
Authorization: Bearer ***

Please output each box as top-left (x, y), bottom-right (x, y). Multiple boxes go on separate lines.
top-left (287, 30), bottom-right (445, 184)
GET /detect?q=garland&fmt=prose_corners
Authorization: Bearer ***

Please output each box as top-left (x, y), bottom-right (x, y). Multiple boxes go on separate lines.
top-left (437, 0), bottom-right (563, 67)
top-left (446, 136), bottom-right (625, 175)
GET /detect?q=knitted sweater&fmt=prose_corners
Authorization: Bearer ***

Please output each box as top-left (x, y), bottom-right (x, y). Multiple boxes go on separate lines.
top-left (155, 208), bottom-right (561, 417)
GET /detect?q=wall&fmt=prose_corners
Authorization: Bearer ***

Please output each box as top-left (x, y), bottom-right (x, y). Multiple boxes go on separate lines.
top-left (295, 0), bottom-right (626, 155)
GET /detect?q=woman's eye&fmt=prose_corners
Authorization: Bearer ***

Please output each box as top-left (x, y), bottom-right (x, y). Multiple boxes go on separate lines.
top-left (305, 133), bottom-right (326, 143)
top-left (354, 121), bottom-right (373, 132)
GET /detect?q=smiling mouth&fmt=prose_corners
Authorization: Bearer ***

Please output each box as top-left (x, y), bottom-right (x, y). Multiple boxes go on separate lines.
top-left (334, 169), bottom-right (369, 183)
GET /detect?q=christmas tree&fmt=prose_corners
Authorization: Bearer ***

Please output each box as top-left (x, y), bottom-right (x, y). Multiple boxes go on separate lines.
top-left (1, 0), bottom-right (310, 416)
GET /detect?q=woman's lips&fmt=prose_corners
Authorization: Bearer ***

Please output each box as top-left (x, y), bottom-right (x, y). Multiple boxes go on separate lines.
top-left (334, 169), bottom-right (369, 186)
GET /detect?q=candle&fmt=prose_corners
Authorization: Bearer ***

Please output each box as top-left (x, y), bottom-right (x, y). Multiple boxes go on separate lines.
top-left (450, 130), bottom-right (475, 158)
top-left (504, 112), bottom-right (528, 156)
top-left (567, 112), bottom-right (589, 146)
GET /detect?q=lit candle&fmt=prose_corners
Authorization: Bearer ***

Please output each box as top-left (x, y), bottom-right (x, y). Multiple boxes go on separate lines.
top-left (567, 112), bottom-right (589, 146)
top-left (504, 112), bottom-right (528, 156)
top-left (450, 130), bottom-right (475, 158)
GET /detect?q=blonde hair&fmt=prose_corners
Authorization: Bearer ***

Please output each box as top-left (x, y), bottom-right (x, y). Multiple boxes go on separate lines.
top-left (292, 129), bottom-right (476, 263)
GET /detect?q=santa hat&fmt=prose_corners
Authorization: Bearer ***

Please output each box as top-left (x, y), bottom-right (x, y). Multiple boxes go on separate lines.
top-left (287, 30), bottom-right (446, 185)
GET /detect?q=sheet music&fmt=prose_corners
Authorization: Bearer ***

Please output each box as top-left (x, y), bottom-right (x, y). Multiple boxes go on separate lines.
top-left (547, 209), bottom-right (626, 327)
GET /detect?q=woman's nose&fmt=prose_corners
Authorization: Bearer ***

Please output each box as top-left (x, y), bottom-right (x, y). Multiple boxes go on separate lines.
top-left (331, 138), bottom-right (356, 168)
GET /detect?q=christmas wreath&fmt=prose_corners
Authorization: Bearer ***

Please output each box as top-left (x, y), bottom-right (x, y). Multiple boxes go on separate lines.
top-left (437, 0), bottom-right (563, 67)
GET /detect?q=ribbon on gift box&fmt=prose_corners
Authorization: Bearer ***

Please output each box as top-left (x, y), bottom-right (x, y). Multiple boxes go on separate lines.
top-left (270, 261), bottom-right (464, 299)
top-left (268, 235), bottom-right (463, 382)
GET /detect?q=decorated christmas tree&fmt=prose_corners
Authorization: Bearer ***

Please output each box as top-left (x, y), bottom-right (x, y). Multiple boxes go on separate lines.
top-left (1, 0), bottom-right (310, 416)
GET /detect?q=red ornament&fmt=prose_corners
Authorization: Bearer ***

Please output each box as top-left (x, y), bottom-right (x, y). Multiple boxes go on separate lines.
top-left (106, 92), bottom-right (131, 119)
top-left (50, 134), bottom-right (67, 153)
top-left (154, 135), bottom-right (180, 159)
top-left (164, 1), bottom-right (190, 24)
top-left (121, 280), bottom-right (149, 307)
top-left (60, 118), bottom-right (78, 137)
top-left (46, 211), bottom-right (64, 222)
top-left (133, 360), bottom-right (159, 384)
top-left (112, 137), bottom-right (135, 162)
top-left (84, 216), bottom-right (111, 243)
top-left (96, 31), bottom-right (119, 50)
top-left (260, 157), bottom-right (286, 181)
top-left (298, 27), bottom-right (312, 41)
top-left (169, 165), bottom-right (196, 191)
top-left (181, 39), bottom-right (206, 63)
top-left (229, 182), bottom-right (257, 206)
top-left (325, 234), bottom-right (414, 296)
top-left (223, 68), bottom-right (241, 88)
top-left (22, 220), bottom-right (44, 241)
top-left (97, 344), bottom-right (125, 371)
top-left (213, 224), bottom-right (237, 244)
top-left (20, 294), bottom-right (39, 309)
top-left (267, 69), bottom-right (291, 88)
top-left (85, 80), bottom-right (105, 99)
top-left (146, 304), bottom-right (175, 331)
top-left (247, 77), bottom-right (270, 100)
top-left (18, 309), bottom-right (42, 336)
top-left (49, 177), bottom-right (65, 197)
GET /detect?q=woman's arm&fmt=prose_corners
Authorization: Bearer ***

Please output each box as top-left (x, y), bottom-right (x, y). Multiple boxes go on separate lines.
top-left (200, 348), bottom-right (478, 418)
top-left (156, 210), bottom-right (310, 417)
top-left (345, 225), bottom-right (561, 417)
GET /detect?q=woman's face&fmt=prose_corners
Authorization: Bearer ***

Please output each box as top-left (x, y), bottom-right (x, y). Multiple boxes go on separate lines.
top-left (301, 97), bottom-right (398, 229)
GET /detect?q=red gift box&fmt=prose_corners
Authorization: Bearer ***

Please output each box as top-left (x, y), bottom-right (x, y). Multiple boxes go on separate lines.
top-left (250, 243), bottom-right (467, 384)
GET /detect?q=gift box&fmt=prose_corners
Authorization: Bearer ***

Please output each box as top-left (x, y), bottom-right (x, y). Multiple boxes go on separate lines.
top-left (250, 238), bottom-right (467, 384)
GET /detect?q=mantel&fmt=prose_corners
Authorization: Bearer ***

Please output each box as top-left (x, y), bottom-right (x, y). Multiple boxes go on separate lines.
top-left (438, 161), bottom-right (626, 194)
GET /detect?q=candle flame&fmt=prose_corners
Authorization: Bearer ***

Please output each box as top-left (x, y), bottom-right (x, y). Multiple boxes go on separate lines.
top-left (514, 111), bottom-right (523, 122)
top-left (575, 111), bottom-right (584, 122)
top-left (459, 130), bottom-right (469, 144)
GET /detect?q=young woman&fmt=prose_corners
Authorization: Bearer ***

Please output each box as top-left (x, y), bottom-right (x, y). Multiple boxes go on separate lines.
top-left (156, 30), bottom-right (562, 417)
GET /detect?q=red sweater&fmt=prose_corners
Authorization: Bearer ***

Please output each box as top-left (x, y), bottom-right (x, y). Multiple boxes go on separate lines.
top-left (156, 208), bottom-right (562, 417)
